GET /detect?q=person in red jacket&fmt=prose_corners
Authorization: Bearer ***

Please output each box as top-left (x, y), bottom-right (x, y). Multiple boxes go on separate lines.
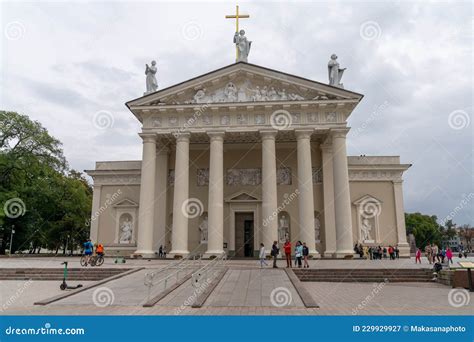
top-left (283, 239), bottom-right (292, 268)
top-left (415, 248), bottom-right (422, 264)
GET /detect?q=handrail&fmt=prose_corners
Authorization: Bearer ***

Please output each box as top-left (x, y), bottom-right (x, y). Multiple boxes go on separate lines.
top-left (144, 254), bottom-right (203, 300)
top-left (191, 253), bottom-right (227, 288)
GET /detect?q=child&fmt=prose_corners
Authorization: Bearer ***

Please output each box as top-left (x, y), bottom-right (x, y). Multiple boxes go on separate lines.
top-left (415, 248), bottom-right (421, 264)
top-left (446, 247), bottom-right (453, 265)
top-left (259, 243), bottom-right (268, 268)
top-left (302, 242), bottom-right (309, 268)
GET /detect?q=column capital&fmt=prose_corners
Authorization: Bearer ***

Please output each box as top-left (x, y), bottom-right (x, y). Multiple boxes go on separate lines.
top-left (295, 129), bottom-right (313, 140)
top-left (207, 131), bottom-right (226, 141)
top-left (139, 133), bottom-right (157, 144)
top-left (330, 128), bottom-right (351, 138)
top-left (175, 132), bottom-right (190, 143)
top-left (259, 130), bottom-right (278, 140)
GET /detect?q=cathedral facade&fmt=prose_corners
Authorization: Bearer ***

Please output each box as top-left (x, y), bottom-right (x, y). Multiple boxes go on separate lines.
top-left (86, 62), bottom-right (411, 258)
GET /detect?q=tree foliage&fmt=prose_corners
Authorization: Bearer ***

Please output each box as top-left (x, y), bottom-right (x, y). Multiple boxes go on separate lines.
top-left (0, 111), bottom-right (91, 254)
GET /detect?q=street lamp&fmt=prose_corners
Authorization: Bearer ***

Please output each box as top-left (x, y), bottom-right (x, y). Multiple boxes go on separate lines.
top-left (9, 225), bottom-right (15, 256)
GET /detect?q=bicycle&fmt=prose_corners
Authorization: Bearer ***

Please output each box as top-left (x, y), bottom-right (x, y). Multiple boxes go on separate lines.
top-left (91, 254), bottom-right (105, 267)
top-left (80, 254), bottom-right (92, 267)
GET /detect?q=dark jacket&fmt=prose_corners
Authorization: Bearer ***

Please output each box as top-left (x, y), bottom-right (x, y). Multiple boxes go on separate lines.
top-left (271, 244), bottom-right (279, 256)
top-left (302, 246), bottom-right (309, 256)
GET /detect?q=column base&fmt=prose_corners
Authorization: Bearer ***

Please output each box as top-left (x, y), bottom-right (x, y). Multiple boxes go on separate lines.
top-left (167, 250), bottom-right (189, 259)
top-left (132, 250), bottom-right (158, 259)
top-left (203, 250), bottom-right (225, 259)
top-left (323, 250), bottom-right (336, 258)
top-left (309, 250), bottom-right (321, 259)
top-left (334, 250), bottom-right (355, 259)
top-left (397, 243), bottom-right (411, 258)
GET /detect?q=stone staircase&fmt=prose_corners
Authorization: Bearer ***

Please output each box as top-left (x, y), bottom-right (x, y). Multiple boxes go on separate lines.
top-left (0, 268), bottom-right (130, 281)
top-left (292, 268), bottom-right (434, 283)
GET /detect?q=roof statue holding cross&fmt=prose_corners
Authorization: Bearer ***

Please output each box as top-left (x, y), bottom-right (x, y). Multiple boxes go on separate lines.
top-left (226, 5), bottom-right (251, 63)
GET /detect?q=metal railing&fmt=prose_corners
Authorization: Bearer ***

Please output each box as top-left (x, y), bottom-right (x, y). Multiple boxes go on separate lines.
top-left (191, 253), bottom-right (227, 289)
top-left (144, 254), bottom-right (202, 300)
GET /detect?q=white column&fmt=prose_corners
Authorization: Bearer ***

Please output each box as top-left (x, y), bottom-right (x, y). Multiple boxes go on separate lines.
top-left (89, 184), bottom-right (102, 243)
top-left (205, 132), bottom-right (225, 256)
top-left (134, 133), bottom-right (157, 257)
top-left (332, 128), bottom-right (354, 257)
top-left (153, 142), bottom-right (169, 251)
top-left (393, 180), bottom-right (410, 257)
top-left (296, 130), bottom-right (319, 256)
top-left (321, 141), bottom-right (336, 257)
top-left (170, 133), bottom-right (190, 256)
top-left (260, 130), bottom-right (279, 254)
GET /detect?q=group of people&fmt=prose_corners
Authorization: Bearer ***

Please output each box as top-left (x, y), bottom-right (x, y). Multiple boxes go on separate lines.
top-left (158, 245), bottom-right (167, 258)
top-left (82, 239), bottom-right (104, 264)
top-left (353, 243), bottom-right (400, 260)
top-left (259, 239), bottom-right (310, 269)
top-left (416, 244), bottom-right (454, 264)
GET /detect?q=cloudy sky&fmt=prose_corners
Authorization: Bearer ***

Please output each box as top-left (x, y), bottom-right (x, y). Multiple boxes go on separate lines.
top-left (1, 0), bottom-right (472, 225)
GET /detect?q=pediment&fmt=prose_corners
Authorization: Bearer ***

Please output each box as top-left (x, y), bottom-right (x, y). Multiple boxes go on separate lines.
top-left (225, 190), bottom-right (260, 202)
top-left (126, 62), bottom-right (363, 109)
top-left (353, 195), bottom-right (383, 205)
top-left (113, 198), bottom-right (139, 208)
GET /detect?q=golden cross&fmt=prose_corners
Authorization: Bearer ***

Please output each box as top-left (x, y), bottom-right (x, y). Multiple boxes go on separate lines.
top-left (225, 5), bottom-right (250, 61)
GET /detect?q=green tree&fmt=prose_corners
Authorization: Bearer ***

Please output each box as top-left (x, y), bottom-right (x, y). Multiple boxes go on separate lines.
top-left (405, 212), bottom-right (442, 250)
top-left (0, 111), bottom-right (91, 254)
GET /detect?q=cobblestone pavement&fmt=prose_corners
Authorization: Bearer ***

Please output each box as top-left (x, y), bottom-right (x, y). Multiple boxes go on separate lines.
top-left (1, 256), bottom-right (473, 316)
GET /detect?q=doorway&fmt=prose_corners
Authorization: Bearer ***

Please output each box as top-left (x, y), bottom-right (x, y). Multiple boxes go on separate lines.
top-left (234, 212), bottom-right (254, 257)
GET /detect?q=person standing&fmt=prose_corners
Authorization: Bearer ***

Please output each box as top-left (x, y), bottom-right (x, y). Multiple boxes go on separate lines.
top-left (271, 241), bottom-right (279, 268)
top-left (158, 245), bottom-right (163, 258)
top-left (432, 244), bottom-right (439, 263)
top-left (388, 245), bottom-right (395, 260)
top-left (259, 243), bottom-right (268, 268)
top-left (302, 242), bottom-right (309, 268)
top-left (446, 247), bottom-right (453, 265)
top-left (425, 244), bottom-right (432, 264)
top-left (283, 239), bottom-right (292, 268)
top-left (295, 241), bottom-right (303, 268)
top-left (415, 248), bottom-right (422, 264)
top-left (395, 246), bottom-right (400, 259)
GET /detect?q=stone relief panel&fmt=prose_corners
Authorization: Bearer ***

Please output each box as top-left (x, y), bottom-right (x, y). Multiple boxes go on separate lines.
top-left (201, 114), bottom-right (213, 125)
top-left (312, 167), bottom-right (323, 183)
top-left (220, 115), bottom-right (230, 126)
top-left (236, 113), bottom-right (248, 125)
top-left (151, 116), bottom-right (162, 127)
top-left (326, 112), bottom-right (337, 123)
top-left (197, 168), bottom-right (209, 186)
top-left (226, 168), bottom-right (261, 186)
top-left (255, 114), bottom-right (265, 125)
top-left (169, 116), bottom-right (179, 126)
top-left (308, 113), bottom-right (318, 123)
top-left (277, 167), bottom-right (292, 185)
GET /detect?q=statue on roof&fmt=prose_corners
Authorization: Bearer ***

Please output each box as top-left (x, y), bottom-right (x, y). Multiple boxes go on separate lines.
top-left (145, 60), bottom-right (158, 95)
top-left (328, 54), bottom-right (346, 88)
top-left (234, 30), bottom-right (252, 63)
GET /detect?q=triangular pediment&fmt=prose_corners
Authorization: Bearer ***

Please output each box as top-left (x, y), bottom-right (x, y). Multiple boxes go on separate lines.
top-left (113, 198), bottom-right (139, 208)
top-left (126, 62), bottom-right (363, 110)
top-left (225, 190), bottom-right (260, 202)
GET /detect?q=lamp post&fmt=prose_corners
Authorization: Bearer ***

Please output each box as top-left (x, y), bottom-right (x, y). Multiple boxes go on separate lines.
top-left (9, 225), bottom-right (15, 255)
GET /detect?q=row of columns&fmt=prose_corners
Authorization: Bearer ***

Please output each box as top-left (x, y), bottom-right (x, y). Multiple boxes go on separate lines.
top-left (134, 128), bottom-right (354, 258)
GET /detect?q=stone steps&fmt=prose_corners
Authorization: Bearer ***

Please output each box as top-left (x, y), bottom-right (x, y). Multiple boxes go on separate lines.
top-left (0, 268), bottom-right (130, 281)
top-left (292, 268), bottom-right (434, 282)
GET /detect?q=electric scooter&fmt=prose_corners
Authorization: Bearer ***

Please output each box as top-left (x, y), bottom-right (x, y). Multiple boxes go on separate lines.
top-left (60, 261), bottom-right (83, 290)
